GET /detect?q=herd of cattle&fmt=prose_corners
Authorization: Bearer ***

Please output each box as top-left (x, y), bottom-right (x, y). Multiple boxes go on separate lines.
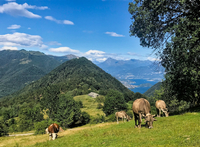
top-left (45, 98), bottom-right (169, 140)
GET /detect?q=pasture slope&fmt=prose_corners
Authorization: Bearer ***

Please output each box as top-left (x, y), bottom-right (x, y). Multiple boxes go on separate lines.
top-left (0, 112), bottom-right (200, 147)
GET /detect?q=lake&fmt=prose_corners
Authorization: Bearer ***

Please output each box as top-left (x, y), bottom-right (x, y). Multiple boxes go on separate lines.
top-left (129, 79), bottom-right (159, 94)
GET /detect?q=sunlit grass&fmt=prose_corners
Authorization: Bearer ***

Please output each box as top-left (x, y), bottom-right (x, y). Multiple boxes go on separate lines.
top-left (74, 95), bottom-right (105, 116)
top-left (1, 112), bottom-right (199, 147)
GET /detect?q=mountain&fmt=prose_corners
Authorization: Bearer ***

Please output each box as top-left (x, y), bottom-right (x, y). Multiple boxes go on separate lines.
top-left (0, 50), bottom-right (77, 98)
top-left (144, 82), bottom-right (162, 97)
top-left (1, 57), bottom-right (132, 106)
top-left (48, 54), bottom-right (78, 63)
top-left (97, 58), bottom-right (164, 80)
top-left (19, 57), bottom-right (131, 94)
top-left (97, 58), bottom-right (164, 85)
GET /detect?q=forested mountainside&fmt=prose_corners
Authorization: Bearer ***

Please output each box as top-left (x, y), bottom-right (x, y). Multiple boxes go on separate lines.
top-left (0, 50), bottom-right (77, 98)
top-left (144, 82), bottom-right (162, 97)
top-left (0, 57), bottom-right (133, 107)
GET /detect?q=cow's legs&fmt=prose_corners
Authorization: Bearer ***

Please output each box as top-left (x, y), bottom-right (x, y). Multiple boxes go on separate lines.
top-left (52, 133), bottom-right (56, 140)
top-left (138, 113), bottom-right (142, 128)
top-left (134, 113), bottom-right (138, 128)
top-left (116, 116), bottom-right (119, 124)
top-left (157, 108), bottom-right (161, 117)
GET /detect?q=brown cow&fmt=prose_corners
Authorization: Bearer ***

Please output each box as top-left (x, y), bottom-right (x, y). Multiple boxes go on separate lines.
top-left (45, 123), bottom-right (60, 140)
top-left (115, 111), bottom-right (131, 124)
top-left (132, 98), bottom-right (157, 129)
top-left (155, 100), bottom-right (169, 117)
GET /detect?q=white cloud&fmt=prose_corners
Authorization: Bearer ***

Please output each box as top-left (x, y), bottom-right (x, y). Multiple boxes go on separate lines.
top-left (0, 32), bottom-right (47, 49)
top-left (6, 0), bottom-right (16, 1)
top-left (49, 47), bottom-right (79, 53)
top-left (105, 32), bottom-right (124, 37)
top-left (45, 16), bottom-right (74, 25)
top-left (0, 46), bottom-right (18, 50)
top-left (0, 2), bottom-right (48, 18)
top-left (7, 24), bottom-right (21, 29)
top-left (85, 50), bottom-right (105, 57)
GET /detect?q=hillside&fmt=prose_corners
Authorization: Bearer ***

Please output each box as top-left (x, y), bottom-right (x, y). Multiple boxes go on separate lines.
top-left (20, 57), bottom-right (130, 93)
top-left (144, 82), bottom-right (162, 97)
top-left (1, 57), bottom-right (131, 106)
top-left (0, 49), bottom-right (63, 98)
top-left (1, 112), bottom-right (200, 147)
top-left (0, 50), bottom-right (78, 98)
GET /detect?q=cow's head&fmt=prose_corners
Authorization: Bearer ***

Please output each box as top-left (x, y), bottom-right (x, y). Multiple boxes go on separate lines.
top-left (162, 108), bottom-right (169, 117)
top-left (127, 115), bottom-right (131, 121)
top-left (144, 114), bottom-right (157, 129)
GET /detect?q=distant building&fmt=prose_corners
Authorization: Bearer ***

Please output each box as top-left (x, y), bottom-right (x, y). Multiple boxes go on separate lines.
top-left (88, 92), bottom-right (99, 98)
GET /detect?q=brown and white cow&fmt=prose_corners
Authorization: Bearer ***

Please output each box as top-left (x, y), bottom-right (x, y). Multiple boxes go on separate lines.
top-left (115, 111), bottom-right (131, 124)
top-left (155, 100), bottom-right (169, 117)
top-left (132, 98), bottom-right (157, 129)
top-left (45, 123), bottom-right (60, 140)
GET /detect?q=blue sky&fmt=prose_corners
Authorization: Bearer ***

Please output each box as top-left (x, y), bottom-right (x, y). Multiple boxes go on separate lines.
top-left (0, 0), bottom-right (156, 62)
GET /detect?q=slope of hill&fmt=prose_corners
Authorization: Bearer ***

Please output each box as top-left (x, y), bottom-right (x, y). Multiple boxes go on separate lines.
top-left (0, 49), bottom-right (63, 98)
top-left (1, 112), bottom-right (200, 146)
top-left (144, 82), bottom-right (162, 97)
top-left (20, 57), bottom-right (130, 94)
top-left (1, 57), bottom-right (132, 106)
top-left (0, 50), bottom-right (78, 98)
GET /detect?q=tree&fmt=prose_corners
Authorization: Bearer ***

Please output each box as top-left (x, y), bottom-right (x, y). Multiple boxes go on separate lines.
top-left (40, 85), bottom-right (60, 119)
top-left (129, 0), bottom-right (200, 105)
top-left (103, 90), bottom-right (128, 116)
top-left (53, 93), bottom-right (82, 128)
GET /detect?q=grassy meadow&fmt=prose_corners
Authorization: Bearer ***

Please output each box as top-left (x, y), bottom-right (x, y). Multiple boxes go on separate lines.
top-left (1, 112), bottom-right (200, 147)
top-left (74, 95), bottom-right (105, 116)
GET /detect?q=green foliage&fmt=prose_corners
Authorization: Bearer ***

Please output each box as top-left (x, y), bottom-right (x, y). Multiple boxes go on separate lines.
top-left (103, 90), bottom-right (128, 116)
top-left (0, 49), bottom-right (62, 98)
top-left (144, 82), bottom-right (162, 97)
top-left (18, 105), bottom-right (44, 132)
top-left (53, 93), bottom-right (82, 128)
top-left (34, 119), bottom-right (57, 135)
top-left (0, 119), bottom-right (8, 137)
top-left (124, 91), bottom-right (135, 102)
top-left (90, 114), bottom-right (105, 124)
top-left (80, 111), bottom-right (90, 125)
top-left (105, 113), bottom-right (116, 122)
top-left (129, 0), bottom-right (200, 105)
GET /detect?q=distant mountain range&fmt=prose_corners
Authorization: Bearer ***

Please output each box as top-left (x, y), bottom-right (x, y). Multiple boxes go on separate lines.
top-left (0, 49), bottom-right (164, 98)
top-left (97, 57), bottom-right (165, 80)
top-left (0, 49), bottom-right (77, 98)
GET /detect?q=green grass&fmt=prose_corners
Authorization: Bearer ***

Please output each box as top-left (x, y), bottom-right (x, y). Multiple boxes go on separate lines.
top-left (29, 112), bottom-right (200, 147)
top-left (74, 95), bottom-right (105, 116)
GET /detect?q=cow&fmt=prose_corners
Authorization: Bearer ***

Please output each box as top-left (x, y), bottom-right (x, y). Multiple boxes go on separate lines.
top-left (132, 98), bottom-right (157, 129)
top-left (45, 123), bottom-right (60, 140)
top-left (115, 111), bottom-right (131, 124)
top-left (155, 100), bottom-right (169, 117)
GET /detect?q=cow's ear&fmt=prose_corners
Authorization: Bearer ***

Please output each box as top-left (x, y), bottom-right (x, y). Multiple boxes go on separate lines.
top-left (152, 114), bottom-right (156, 117)
top-left (154, 118), bottom-right (157, 121)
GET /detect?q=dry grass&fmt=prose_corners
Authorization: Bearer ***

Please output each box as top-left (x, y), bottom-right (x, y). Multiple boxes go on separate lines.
top-left (0, 122), bottom-right (115, 147)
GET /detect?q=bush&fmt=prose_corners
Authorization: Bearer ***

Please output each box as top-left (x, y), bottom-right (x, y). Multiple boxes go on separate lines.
top-left (0, 119), bottom-right (8, 137)
top-left (34, 119), bottom-right (57, 135)
top-left (90, 114), bottom-right (105, 124)
top-left (97, 103), bottom-right (103, 109)
top-left (126, 110), bottom-right (133, 119)
top-left (80, 111), bottom-right (90, 125)
top-left (105, 113), bottom-right (116, 122)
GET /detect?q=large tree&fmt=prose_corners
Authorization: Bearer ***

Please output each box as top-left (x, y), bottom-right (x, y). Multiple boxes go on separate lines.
top-left (129, 0), bottom-right (200, 105)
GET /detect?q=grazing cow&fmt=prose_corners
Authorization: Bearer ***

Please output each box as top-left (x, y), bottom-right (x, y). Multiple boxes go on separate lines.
top-left (132, 98), bottom-right (157, 129)
top-left (155, 100), bottom-right (169, 117)
top-left (45, 123), bottom-right (60, 140)
top-left (115, 111), bottom-right (131, 124)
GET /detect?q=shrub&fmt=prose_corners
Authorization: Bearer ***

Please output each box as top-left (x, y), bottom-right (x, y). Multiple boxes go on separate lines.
top-left (105, 113), bottom-right (116, 122)
top-left (80, 111), bottom-right (90, 125)
top-left (34, 119), bottom-right (57, 135)
top-left (90, 114), bottom-right (105, 124)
